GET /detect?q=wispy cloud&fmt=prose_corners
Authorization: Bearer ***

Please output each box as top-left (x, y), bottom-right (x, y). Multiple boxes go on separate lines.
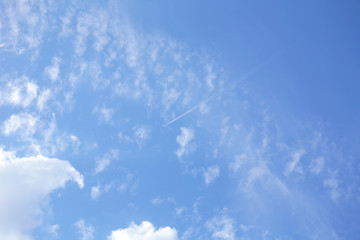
top-left (93, 106), bottom-right (114, 124)
top-left (283, 149), bottom-right (305, 177)
top-left (309, 156), bottom-right (325, 175)
top-left (37, 89), bottom-right (52, 111)
top-left (133, 126), bottom-right (151, 146)
top-left (206, 214), bottom-right (236, 240)
top-left (203, 165), bottom-right (220, 185)
top-left (175, 127), bottom-right (195, 159)
top-left (229, 154), bottom-right (246, 172)
top-left (44, 57), bottom-right (61, 82)
top-left (0, 0), bottom-right (48, 54)
top-left (75, 220), bottom-right (94, 240)
top-left (94, 150), bottom-right (118, 175)
top-left (91, 184), bottom-right (112, 200)
top-left (324, 170), bottom-right (340, 202)
top-left (48, 224), bottom-right (60, 238)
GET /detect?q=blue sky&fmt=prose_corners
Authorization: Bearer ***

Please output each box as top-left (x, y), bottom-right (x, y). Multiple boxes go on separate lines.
top-left (0, 1), bottom-right (360, 239)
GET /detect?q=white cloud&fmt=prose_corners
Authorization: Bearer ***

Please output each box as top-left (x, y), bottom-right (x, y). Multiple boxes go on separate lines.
top-left (113, 82), bottom-right (131, 97)
top-left (0, 148), bottom-right (83, 239)
top-left (39, 115), bottom-right (81, 156)
top-left (94, 157), bottom-right (110, 175)
top-left (91, 186), bottom-right (101, 200)
top-left (44, 57), bottom-right (61, 82)
top-left (180, 227), bottom-right (194, 240)
top-left (94, 150), bottom-right (118, 175)
top-left (151, 197), bottom-right (176, 206)
top-left (309, 156), bottom-right (325, 175)
top-left (239, 224), bottom-right (254, 232)
top-left (324, 171), bottom-right (340, 201)
top-left (247, 164), bottom-right (268, 186)
top-left (118, 131), bottom-right (133, 143)
top-left (75, 13), bottom-right (91, 56)
top-left (37, 89), bottom-right (52, 111)
top-left (206, 215), bottom-right (236, 240)
top-left (93, 106), bottom-right (114, 124)
top-left (117, 172), bottom-right (137, 194)
top-left (108, 221), bottom-right (178, 240)
top-left (0, 76), bottom-right (38, 107)
top-left (175, 207), bottom-right (186, 216)
top-left (198, 101), bottom-right (210, 114)
top-left (59, 5), bottom-right (76, 37)
top-left (75, 219), bottom-right (94, 240)
top-left (1, 112), bottom-right (40, 138)
top-left (48, 224), bottom-right (60, 237)
top-left (6, 113), bottom-right (81, 156)
top-left (245, 162), bottom-right (289, 197)
top-left (0, 0), bottom-right (48, 53)
top-left (133, 126), bottom-right (151, 145)
top-left (283, 149), bottom-right (305, 176)
top-left (162, 88), bottom-right (180, 110)
top-left (204, 165), bottom-right (220, 185)
top-left (229, 154), bottom-right (246, 172)
top-left (91, 184), bottom-right (112, 200)
top-left (205, 63), bottom-right (216, 91)
top-left (175, 127), bottom-right (194, 158)
top-left (151, 197), bottom-right (164, 206)
top-left (74, 10), bottom-right (109, 56)
top-left (123, 24), bottom-right (141, 68)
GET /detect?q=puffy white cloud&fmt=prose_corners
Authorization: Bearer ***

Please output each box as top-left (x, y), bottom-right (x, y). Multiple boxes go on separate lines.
top-left (0, 76), bottom-right (38, 107)
top-left (1, 113), bottom-right (80, 156)
top-left (1, 112), bottom-right (40, 138)
top-left (0, 148), bottom-right (83, 239)
top-left (108, 221), bottom-right (178, 240)
top-left (203, 165), bottom-right (220, 185)
top-left (206, 215), bottom-right (236, 240)
top-left (75, 219), bottom-right (94, 240)
top-left (175, 127), bottom-right (194, 158)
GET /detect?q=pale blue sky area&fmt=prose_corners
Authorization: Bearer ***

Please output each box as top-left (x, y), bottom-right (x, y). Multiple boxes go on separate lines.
top-left (0, 1), bottom-right (359, 240)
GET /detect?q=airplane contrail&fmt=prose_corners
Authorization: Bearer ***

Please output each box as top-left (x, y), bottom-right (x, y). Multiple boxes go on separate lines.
top-left (164, 87), bottom-right (227, 127)
top-left (164, 52), bottom-right (285, 127)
